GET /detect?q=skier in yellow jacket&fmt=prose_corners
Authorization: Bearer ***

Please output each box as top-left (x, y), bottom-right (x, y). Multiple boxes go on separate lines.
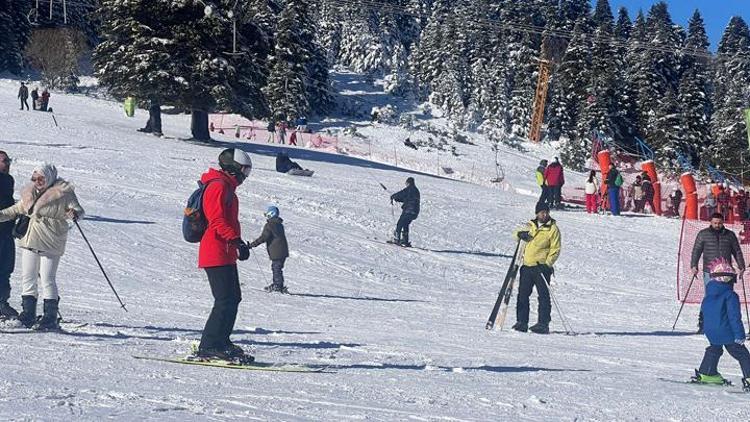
top-left (512, 201), bottom-right (561, 334)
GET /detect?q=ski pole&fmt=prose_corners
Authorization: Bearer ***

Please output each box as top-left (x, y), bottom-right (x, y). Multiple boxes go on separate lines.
top-left (251, 249), bottom-right (269, 279)
top-left (73, 220), bottom-right (127, 312)
top-left (741, 273), bottom-right (750, 335)
top-left (672, 274), bottom-right (698, 330)
top-left (541, 272), bottom-right (574, 334)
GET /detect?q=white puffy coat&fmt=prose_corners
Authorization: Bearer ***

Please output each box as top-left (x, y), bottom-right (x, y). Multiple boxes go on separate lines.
top-left (584, 178), bottom-right (599, 195)
top-left (0, 180), bottom-right (85, 256)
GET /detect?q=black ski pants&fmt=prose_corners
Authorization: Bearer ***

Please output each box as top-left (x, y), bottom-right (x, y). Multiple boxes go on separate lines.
top-left (200, 264), bottom-right (242, 350)
top-left (395, 212), bottom-right (417, 241)
top-left (271, 258), bottom-right (286, 288)
top-left (0, 235), bottom-right (15, 302)
top-left (20, 98), bottom-right (29, 110)
top-left (699, 343), bottom-right (750, 378)
top-left (516, 264), bottom-right (552, 325)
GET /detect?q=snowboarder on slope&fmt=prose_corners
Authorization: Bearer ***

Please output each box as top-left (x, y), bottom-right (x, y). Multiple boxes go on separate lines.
top-left (248, 206), bottom-right (289, 293)
top-left (0, 151), bottom-right (18, 319)
top-left (0, 163), bottom-right (85, 330)
top-left (390, 177), bottom-right (420, 247)
top-left (512, 201), bottom-right (562, 334)
top-left (690, 212), bottom-right (746, 333)
top-left (691, 257), bottom-right (750, 392)
top-left (196, 148), bottom-right (253, 361)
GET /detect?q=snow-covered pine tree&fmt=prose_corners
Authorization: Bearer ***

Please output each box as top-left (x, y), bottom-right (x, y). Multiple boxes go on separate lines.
top-left (0, 0), bottom-right (32, 74)
top-left (677, 10), bottom-right (712, 165)
top-left (649, 90), bottom-right (684, 170)
top-left (706, 16), bottom-right (750, 171)
top-left (591, 0), bottom-right (613, 29)
top-left (95, 0), bottom-right (267, 140)
top-left (614, 7), bottom-right (632, 40)
top-left (611, 7), bottom-right (638, 143)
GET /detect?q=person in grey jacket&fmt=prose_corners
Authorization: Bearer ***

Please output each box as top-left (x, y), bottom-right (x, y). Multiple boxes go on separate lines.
top-left (690, 212), bottom-right (746, 333)
top-left (248, 206), bottom-right (289, 293)
top-left (390, 177), bottom-right (420, 247)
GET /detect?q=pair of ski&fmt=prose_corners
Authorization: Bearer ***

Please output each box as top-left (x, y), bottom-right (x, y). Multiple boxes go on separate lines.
top-left (132, 355), bottom-right (328, 373)
top-left (486, 239), bottom-right (525, 330)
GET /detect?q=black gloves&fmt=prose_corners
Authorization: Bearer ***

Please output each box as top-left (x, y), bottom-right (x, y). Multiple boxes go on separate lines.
top-left (517, 231), bottom-right (532, 242)
top-left (233, 239), bottom-right (250, 261)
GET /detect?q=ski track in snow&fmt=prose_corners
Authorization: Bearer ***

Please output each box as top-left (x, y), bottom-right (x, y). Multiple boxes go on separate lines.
top-left (1, 79), bottom-right (749, 420)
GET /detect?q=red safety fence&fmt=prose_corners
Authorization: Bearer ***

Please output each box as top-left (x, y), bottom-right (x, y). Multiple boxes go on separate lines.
top-left (676, 217), bottom-right (750, 304)
top-left (208, 114), bottom-right (339, 151)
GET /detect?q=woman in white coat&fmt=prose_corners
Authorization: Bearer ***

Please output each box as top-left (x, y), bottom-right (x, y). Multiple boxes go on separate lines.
top-left (0, 163), bottom-right (84, 329)
top-left (584, 170), bottom-right (599, 214)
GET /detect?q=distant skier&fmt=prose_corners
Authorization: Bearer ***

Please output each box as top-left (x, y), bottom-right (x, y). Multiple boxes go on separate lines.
top-left (18, 82), bottom-right (29, 110)
top-left (0, 151), bottom-right (18, 320)
top-left (266, 121), bottom-right (276, 143)
top-left (30, 87), bottom-right (39, 110)
top-left (0, 163), bottom-right (84, 330)
top-left (390, 177), bottom-right (420, 247)
top-left (39, 89), bottom-right (50, 112)
top-left (248, 206), bottom-right (289, 293)
top-left (671, 188), bottom-right (683, 218)
top-left (584, 170), bottom-right (599, 214)
top-left (690, 257), bottom-right (750, 392)
top-left (690, 212), bottom-right (746, 333)
top-left (535, 160), bottom-right (548, 206)
top-left (196, 148), bottom-right (253, 361)
top-left (631, 176), bottom-right (644, 213)
top-left (641, 175), bottom-right (655, 213)
top-left (544, 157), bottom-right (564, 209)
top-left (605, 163), bottom-right (623, 216)
top-left (512, 201), bottom-right (561, 334)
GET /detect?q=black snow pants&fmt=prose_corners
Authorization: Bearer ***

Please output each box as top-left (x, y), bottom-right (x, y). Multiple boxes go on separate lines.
top-left (516, 265), bottom-right (552, 325)
top-left (395, 212), bottom-right (417, 241)
top-left (271, 258), bottom-right (286, 288)
top-left (0, 235), bottom-right (15, 302)
top-left (200, 265), bottom-right (242, 350)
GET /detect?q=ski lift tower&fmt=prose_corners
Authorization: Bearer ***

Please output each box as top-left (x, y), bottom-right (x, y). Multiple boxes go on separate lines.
top-left (529, 38), bottom-right (552, 143)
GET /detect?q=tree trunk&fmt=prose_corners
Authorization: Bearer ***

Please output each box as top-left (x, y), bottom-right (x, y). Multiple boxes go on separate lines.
top-left (149, 102), bottom-right (162, 135)
top-left (191, 109), bottom-right (210, 141)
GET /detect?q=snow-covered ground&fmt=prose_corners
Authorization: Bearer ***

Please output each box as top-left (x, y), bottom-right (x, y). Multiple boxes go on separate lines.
top-left (0, 78), bottom-right (748, 420)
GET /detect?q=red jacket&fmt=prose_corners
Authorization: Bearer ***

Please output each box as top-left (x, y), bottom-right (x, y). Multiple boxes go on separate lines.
top-left (198, 168), bottom-right (241, 268)
top-left (544, 163), bottom-right (565, 187)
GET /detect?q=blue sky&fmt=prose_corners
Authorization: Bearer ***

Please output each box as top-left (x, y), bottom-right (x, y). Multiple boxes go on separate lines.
top-left (603, 0), bottom-right (749, 49)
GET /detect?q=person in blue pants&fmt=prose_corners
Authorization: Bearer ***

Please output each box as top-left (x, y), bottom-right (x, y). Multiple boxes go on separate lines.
top-left (605, 164), bottom-right (622, 216)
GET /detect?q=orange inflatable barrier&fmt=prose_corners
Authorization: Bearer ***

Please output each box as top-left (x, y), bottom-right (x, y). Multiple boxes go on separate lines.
top-left (680, 172), bottom-right (698, 220)
top-left (597, 150), bottom-right (612, 195)
top-left (641, 160), bottom-right (662, 215)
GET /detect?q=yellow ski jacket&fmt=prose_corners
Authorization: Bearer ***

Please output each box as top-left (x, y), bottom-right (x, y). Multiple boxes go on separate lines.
top-left (514, 218), bottom-right (561, 267)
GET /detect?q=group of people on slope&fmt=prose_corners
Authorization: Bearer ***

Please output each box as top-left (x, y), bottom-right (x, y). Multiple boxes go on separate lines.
top-left (0, 151), bottom-right (84, 331)
top-left (689, 212), bottom-right (750, 390)
top-left (17, 82), bottom-right (52, 112)
top-left (582, 164), bottom-right (624, 215)
top-left (266, 118), bottom-right (308, 146)
top-left (704, 182), bottom-right (750, 223)
top-left (535, 157), bottom-right (565, 210)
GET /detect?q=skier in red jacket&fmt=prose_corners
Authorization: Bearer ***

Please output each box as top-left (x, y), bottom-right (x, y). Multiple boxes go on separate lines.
top-left (196, 148), bottom-right (253, 362)
top-left (543, 157), bottom-right (565, 209)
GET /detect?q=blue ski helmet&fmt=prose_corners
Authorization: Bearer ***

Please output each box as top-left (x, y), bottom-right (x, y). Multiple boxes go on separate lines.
top-left (264, 206), bottom-right (279, 219)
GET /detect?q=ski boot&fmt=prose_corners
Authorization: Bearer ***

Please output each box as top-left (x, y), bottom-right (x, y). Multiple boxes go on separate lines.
top-left (511, 322), bottom-right (528, 332)
top-left (226, 341), bottom-right (255, 364)
top-left (0, 301), bottom-right (19, 320)
top-left (691, 369), bottom-right (731, 386)
top-left (389, 230), bottom-right (401, 245)
top-left (529, 323), bottom-right (550, 334)
top-left (32, 299), bottom-right (60, 331)
top-left (17, 295), bottom-right (37, 328)
top-left (263, 284), bottom-right (289, 294)
top-left (743, 378), bottom-right (750, 393)
top-left (400, 231), bottom-right (412, 248)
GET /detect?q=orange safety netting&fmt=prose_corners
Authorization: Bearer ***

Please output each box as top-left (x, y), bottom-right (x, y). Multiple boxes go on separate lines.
top-left (676, 218), bottom-right (750, 304)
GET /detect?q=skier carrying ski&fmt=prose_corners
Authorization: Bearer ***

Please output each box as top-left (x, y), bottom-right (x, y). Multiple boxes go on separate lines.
top-left (390, 177), bottom-right (420, 247)
top-left (196, 148), bottom-right (253, 361)
top-left (0, 163), bottom-right (85, 330)
top-left (512, 201), bottom-right (562, 334)
top-left (690, 212), bottom-right (746, 333)
top-left (690, 257), bottom-right (750, 392)
top-left (0, 151), bottom-right (18, 319)
top-left (248, 206), bottom-right (289, 293)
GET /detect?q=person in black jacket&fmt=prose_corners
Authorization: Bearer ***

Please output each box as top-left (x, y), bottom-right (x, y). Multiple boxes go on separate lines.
top-left (18, 83), bottom-right (29, 111)
top-left (390, 177), bottom-right (420, 247)
top-left (690, 212), bottom-right (746, 332)
top-left (0, 151), bottom-right (18, 319)
top-left (275, 152), bottom-right (302, 173)
top-left (248, 206), bottom-right (290, 293)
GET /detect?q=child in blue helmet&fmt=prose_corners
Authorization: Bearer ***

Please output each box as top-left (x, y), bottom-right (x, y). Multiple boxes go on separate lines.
top-left (692, 257), bottom-right (750, 391)
top-left (248, 206), bottom-right (289, 293)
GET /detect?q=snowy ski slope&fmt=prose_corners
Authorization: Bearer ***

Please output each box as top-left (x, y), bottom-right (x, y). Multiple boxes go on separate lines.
top-left (0, 79), bottom-right (747, 420)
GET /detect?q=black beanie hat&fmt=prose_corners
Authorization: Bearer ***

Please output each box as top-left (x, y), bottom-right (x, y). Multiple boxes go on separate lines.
top-left (535, 201), bottom-right (550, 214)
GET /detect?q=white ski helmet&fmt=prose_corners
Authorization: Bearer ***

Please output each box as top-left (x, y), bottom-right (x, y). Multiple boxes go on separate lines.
top-left (219, 148), bottom-right (252, 183)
